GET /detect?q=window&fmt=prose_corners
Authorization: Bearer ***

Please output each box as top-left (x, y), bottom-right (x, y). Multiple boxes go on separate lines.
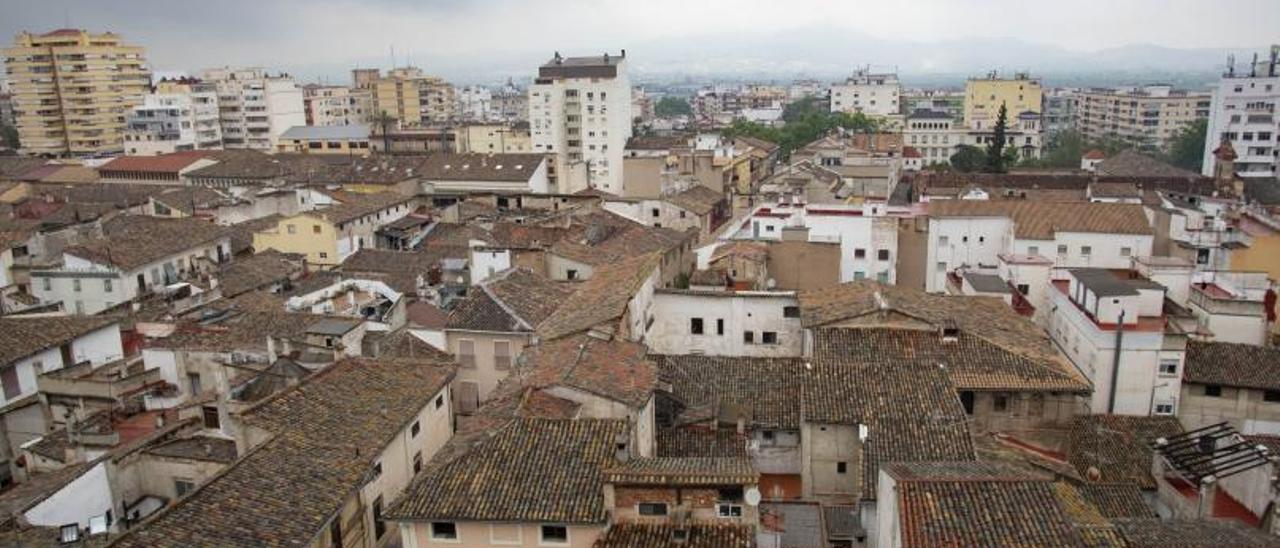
top-left (1158, 360), bottom-right (1178, 376)
top-left (42, 277), bottom-right (51, 291)
top-left (638, 502), bottom-right (668, 516)
top-left (73, 279), bottom-right (81, 292)
top-left (329, 515), bottom-right (343, 547)
top-left (1081, 246), bottom-right (1092, 257)
top-left (458, 339), bottom-right (475, 367)
top-left (717, 503), bottom-right (744, 518)
top-left (318, 252), bottom-right (328, 259)
top-left (173, 478), bottom-right (195, 497)
top-left (784, 306), bottom-right (800, 318)
top-left (188, 373), bottom-right (202, 395)
top-left (372, 495), bottom-right (386, 539)
top-left (877, 249), bottom-right (890, 261)
top-left (716, 318), bottom-right (724, 336)
top-left (494, 340), bottom-right (512, 369)
top-left (435, 394), bottom-right (445, 409)
top-left (202, 406), bottom-right (220, 429)
top-left (103, 279), bottom-right (113, 292)
top-left (431, 522), bottom-right (459, 540)
top-left (939, 235), bottom-right (949, 246)
top-left (312, 225), bottom-right (321, 234)
top-left (1120, 246), bottom-right (1132, 257)
top-left (566, 269), bottom-right (578, 280)
top-left (1057, 244), bottom-right (1068, 256)
top-left (1017, 283), bottom-right (1030, 296)
top-left (877, 271), bottom-right (890, 283)
top-left (287, 224), bottom-right (296, 234)
top-left (541, 525), bottom-right (569, 544)
top-left (743, 331), bottom-right (754, 344)
top-left (993, 393), bottom-right (1010, 412)
top-left (854, 248), bottom-right (866, 259)
top-left (413, 451), bottom-right (424, 473)
top-left (1154, 403), bottom-right (1174, 415)
top-left (652, 208), bottom-right (660, 218)
top-left (690, 318), bottom-right (704, 335)
top-left (74, 300), bottom-right (84, 315)
top-left (411, 420), bottom-right (421, 437)
top-left (1204, 385), bottom-right (1222, 398)
top-left (1028, 246), bottom-right (1039, 256)
top-left (762, 331), bottom-right (778, 345)
top-left (836, 461), bottom-right (847, 474)
top-left (1028, 394), bottom-right (1045, 416)
top-left (1264, 390), bottom-right (1280, 403)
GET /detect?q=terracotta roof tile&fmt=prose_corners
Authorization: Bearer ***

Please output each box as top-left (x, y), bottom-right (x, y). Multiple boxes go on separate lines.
top-left (927, 200), bottom-right (1153, 239)
top-left (595, 523), bottom-right (755, 547)
top-left (447, 268), bottom-right (575, 332)
top-left (385, 418), bottom-right (626, 523)
top-left (0, 315), bottom-right (118, 366)
top-left (99, 151), bottom-right (214, 174)
top-left (604, 457), bottom-right (757, 486)
top-left (1185, 341), bottom-right (1280, 391)
top-left (1064, 415), bottom-right (1183, 489)
top-left (537, 253), bottom-right (661, 340)
top-left (64, 215), bottom-right (228, 270)
top-left (114, 357), bottom-right (454, 547)
top-left (519, 334), bottom-right (658, 409)
top-left (1112, 518), bottom-right (1280, 547)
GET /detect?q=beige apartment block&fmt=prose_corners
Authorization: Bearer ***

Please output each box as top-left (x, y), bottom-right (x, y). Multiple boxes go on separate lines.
top-left (3, 29), bottom-right (150, 156)
top-left (1076, 85), bottom-right (1211, 151)
top-left (370, 67), bottom-right (457, 126)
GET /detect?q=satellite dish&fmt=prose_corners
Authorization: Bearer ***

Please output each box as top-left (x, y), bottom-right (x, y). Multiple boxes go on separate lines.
top-left (744, 487), bottom-right (762, 506)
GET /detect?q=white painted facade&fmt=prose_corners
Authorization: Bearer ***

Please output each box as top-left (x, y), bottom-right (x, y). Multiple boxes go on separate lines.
top-left (202, 67), bottom-right (306, 151)
top-left (925, 216), bottom-right (1153, 293)
top-left (529, 53), bottom-right (632, 195)
top-left (469, 248), bottom-right (512, 285)
top-left (830, 71), bottom-right (901, 117)
top-left (730, 202), bottom-right (903, 284)
top-left (1201, 49), bottom-right (1280, 179)
top-left (1, 321), bottom-right (124, 409)
top-left (1047, 269), bottom-right (1184, 416)
top-left (24, 461), bottom-right (113, 530)
top-left (124, 90), bottom-right (223, 155)
top-left (32, 237), bottom-right (232, 316)
top-left (645, 290), bottom-right (803, 357)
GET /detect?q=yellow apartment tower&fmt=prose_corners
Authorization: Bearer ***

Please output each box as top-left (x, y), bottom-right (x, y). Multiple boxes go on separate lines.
top-left (963, 72), bottom-right (1042, 130)
top-left (3, 29), bottom-right (150, 156)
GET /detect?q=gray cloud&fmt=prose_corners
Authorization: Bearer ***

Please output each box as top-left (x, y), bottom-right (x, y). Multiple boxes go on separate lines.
top-left (1, 0), bottom-right (1276, 84)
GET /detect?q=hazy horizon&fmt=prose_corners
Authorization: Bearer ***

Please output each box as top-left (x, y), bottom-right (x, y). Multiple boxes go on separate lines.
top-left (2, 0), bottom-right (1277, 86)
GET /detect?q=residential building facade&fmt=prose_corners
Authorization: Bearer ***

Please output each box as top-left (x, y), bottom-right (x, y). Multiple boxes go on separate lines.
top-left (963, 72), bottom-right (1042, 131)
top-left (1075, 85), bottom-right (1211, 151)
top-left (124, 87), bottom-right (223, 156)
top-left (2, 29), bottom-right (150, 156)
top-left (829, 69), bottom-right (901, 118)
top-left (1201, 46), bottom-right (1280, 179)
top-left (201, 67), bottom-right (305, 151)
top-left (302, 84), bottom-right (371, 126)
top-left (529, 51), bottom-right (633, 194)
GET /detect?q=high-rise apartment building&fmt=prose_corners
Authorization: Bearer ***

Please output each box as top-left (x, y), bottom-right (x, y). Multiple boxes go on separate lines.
top-left (303, 84), bottom-right (371, 126)
top-left (201, 67), bottom-right (305, 151)
top-left (529, 51), bottom-right (633, 194)
top-left (1202, 46), bottom-right (1280, 179)
top-left (3, 29), bottom-right (150, 156)
top-left (368, 67), bottom-right (458, 126)
top-left (963, 72), bottom-right (1042, 130)
top-left (829, 69), bottom-right (901, 117)
top-left (1042, 88), bottom-right (1077, 139)
top-left (124, 79), bottom-right (222, 155)
top-left (1075, 85), bottom-right (1210, 151)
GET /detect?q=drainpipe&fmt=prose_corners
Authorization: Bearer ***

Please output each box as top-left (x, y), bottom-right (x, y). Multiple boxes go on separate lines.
top-left (1108, 309), bottom-right (1125, 414)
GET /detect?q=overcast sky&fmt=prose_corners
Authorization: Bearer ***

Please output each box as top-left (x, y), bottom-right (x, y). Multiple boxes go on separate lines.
top-left (2, 0), bottom-right (1277, 83)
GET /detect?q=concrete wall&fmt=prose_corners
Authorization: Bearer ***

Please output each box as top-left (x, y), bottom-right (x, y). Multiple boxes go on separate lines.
top-left (895, 218), bottom-right (930, 291)
top-left (404, 521), bottom-right (603, 547)
top-left (445, 330), bottom-right (531, 409)
top-left (766, 241), bottom-right (841, 291)
top-left (801, 423), bottom-right (859, 500)
top-left (1179, 383), bottom-right (1280, 433)
top-left (645, 291), bottom-right (803, 357)
top-left (25, 461), bottom-right (113, 529)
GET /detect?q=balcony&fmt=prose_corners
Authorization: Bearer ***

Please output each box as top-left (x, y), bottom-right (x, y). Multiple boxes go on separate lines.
top-left (37, 357), bottom-right (164, 403)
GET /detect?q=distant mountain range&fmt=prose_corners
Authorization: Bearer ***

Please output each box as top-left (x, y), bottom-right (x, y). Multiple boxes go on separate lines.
top-left (239, 24), bottom-right (1272, 89)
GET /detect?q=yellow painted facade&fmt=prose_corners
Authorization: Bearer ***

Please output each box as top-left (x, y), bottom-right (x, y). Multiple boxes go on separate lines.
top-left (369, 67), bottom-right (457, 126)
top-left (276, 137), bottom-right (370, 155)
top-left (963, 76), bottom-right (1042, 130)
top-left (1231, 233), bottom-right (1280, 282)
top-left (455, 123), bottom-right (532, 153)
top-left (253, 213), bottom-right (340, 266)
top-left (3, 29), bottom-right (150, 156)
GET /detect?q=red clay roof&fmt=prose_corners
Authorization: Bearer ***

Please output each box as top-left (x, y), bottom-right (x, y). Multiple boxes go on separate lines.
top-left (1083, 149), bottom-right (1107, 160)
top-left (99, 151), bottom-right (214, 174)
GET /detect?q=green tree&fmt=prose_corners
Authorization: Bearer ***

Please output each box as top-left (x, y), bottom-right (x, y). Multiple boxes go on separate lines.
top-left (1041, 129), bottom-right (1086, 168)
top-left (655, 96), bottom-right (693, 117)
top-left (0, 125), bottom-right (18, 151)
top-left (985, 103), bottom-right (1009, 173)
top-left (1164, 118), bottom-right (1208, 172)
top-left (950, 145), bottom-right (987, 173)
